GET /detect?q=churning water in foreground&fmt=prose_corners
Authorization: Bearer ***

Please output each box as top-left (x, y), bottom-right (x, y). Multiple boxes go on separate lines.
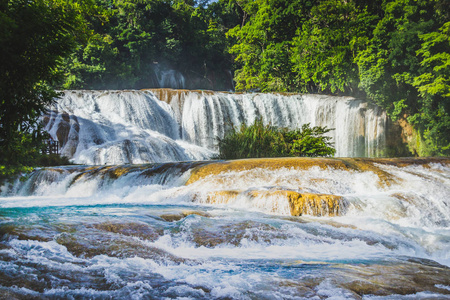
top-left (0, 157), bottom-right (449, 299)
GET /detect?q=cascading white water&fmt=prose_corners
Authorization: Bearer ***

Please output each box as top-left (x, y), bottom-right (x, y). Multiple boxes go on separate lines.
top-left (44, 90), bottom-right (214, 165)
top-left (181, 92), bottom-right (387, 157)
top-left (1, 158), bottom-right (449, 298)
top-left (44, 90), bottom-right (387, 165)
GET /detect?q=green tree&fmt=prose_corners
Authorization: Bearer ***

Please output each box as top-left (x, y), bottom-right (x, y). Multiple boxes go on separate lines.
top-left (0, 0), bottom-right (96, 171)
top-left (284, 124), bottom-right (336, 157)
top-left (227, 0), bottom-right (312, 92)
top-left (410, 22), bottom-right (450, 154)
top-left (63, 0), bottom-right (241, 90)
top-left (290, 0), bottom-right (378, 94)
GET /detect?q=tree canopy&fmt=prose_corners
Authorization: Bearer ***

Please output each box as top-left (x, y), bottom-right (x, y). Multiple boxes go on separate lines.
top-left (0, 0), bottom-right (449, 171)
top-left (228, 0), bottom-right (449, 155)
top-left (0, 0), bottom-right (94, 168)
top-left (62, 0), bottom-right (243, 90)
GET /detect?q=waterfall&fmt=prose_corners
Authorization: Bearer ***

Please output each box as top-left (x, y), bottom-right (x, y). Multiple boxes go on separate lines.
top-left (180, 92), bottom-right (387, 157)
top-left (43, 89), bottom-right (388, 165)
top-left (1, 158), bottom-right (449, 298)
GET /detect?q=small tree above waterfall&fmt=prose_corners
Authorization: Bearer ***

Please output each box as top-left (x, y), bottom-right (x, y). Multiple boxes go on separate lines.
top-left (217, 119), bottom-right (335, 159)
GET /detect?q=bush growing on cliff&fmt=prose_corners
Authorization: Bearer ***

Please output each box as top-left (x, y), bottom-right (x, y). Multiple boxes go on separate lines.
top-left (217, 119), bottom-right (335, 159)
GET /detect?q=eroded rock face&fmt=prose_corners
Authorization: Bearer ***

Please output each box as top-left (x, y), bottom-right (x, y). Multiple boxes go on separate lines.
top-left (185, 157), bottom-right (450, 217)
top-left (202, 189), bottom-right (345, 217)
top-left (204, 190), bottom-right (240, 204)
top-left (186, 157), bottom-right (450, 186)
top-left (42, 109), bottom-right (80, 158)
top-left (186, 157), bottom-right (346, 185)
top-left (282, 191), bottom-right (344, 217)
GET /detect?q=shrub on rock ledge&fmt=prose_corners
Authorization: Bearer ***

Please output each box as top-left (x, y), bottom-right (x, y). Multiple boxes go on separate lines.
top-left (217, 119), bottom-right (335, 159)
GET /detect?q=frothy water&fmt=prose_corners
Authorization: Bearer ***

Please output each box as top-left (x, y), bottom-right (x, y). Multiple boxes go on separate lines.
top-left (1, 158), bottom-right (449, 299)
top-left (43, 90), bottom-right (387, 165)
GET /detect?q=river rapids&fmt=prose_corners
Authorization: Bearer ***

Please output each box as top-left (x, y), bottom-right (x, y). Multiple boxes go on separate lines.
top-left (0, 157), bottom-right (449, 299)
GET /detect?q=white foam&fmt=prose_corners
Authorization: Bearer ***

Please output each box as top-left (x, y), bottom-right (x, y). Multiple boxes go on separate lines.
top-left (45, 90), bottom-right (388, 165)
top-left (2, 161), bottom-right (449, 267)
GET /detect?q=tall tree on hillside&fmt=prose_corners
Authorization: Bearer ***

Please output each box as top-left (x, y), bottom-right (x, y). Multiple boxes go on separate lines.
top-left (0, 0), bottom-right (96, 167)
top-left (290, 0), bottom-right (379, 94)
top-left (227, 0), bottom-right (313, 92)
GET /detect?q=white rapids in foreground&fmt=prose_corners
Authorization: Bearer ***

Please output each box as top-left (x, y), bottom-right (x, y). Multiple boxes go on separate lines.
top-left (1, 158), bottom-right (449, 299)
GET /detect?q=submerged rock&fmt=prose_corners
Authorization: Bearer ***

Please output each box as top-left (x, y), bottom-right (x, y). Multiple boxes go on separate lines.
top-left (159, 210), bottom-right (212, 222)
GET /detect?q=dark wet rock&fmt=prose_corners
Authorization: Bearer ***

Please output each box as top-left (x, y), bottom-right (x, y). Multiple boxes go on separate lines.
top-left (93, 221), bottom-right (163, 241)
top-left (0, 224), bottom-right (54, 243)
top-left (55, 231), bottom-right (186, 264)
top-left (337, 259), bottom-right (450, 297)
top-left (159, 211), bottom-right (212, 222)
top-left (189, 221), bottom-right (286, 248)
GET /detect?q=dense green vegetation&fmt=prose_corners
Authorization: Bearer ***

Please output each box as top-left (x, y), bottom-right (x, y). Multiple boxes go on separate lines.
top-left (62, 0), bottom-right (242, 90)
top-left (0, 0), bottom-right (98, 177)
top-left (229, 0), bottom-right (449, 155)
top-left (0, 0), bottom-right (449, 176)
top-left (217, 119), bottom-right (335, 159)
top-left (61, 0), bottom-right (450, 155)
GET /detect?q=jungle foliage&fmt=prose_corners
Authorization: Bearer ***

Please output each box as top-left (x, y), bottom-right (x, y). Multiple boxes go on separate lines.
top-left (62, 0), bottom-right (243, 90)
top-left (0, 0), bottom-right (99, 176)
top-left (217, 118), bottom-right (335, 159)
top-left (229, 0), bottom-right (449, 155)
top-left (0, 0), bottom-right (449, 176)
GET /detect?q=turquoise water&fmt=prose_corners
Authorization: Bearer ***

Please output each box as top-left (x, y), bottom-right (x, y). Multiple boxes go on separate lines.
top-left (1, 161), bottom-right (450, 299)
